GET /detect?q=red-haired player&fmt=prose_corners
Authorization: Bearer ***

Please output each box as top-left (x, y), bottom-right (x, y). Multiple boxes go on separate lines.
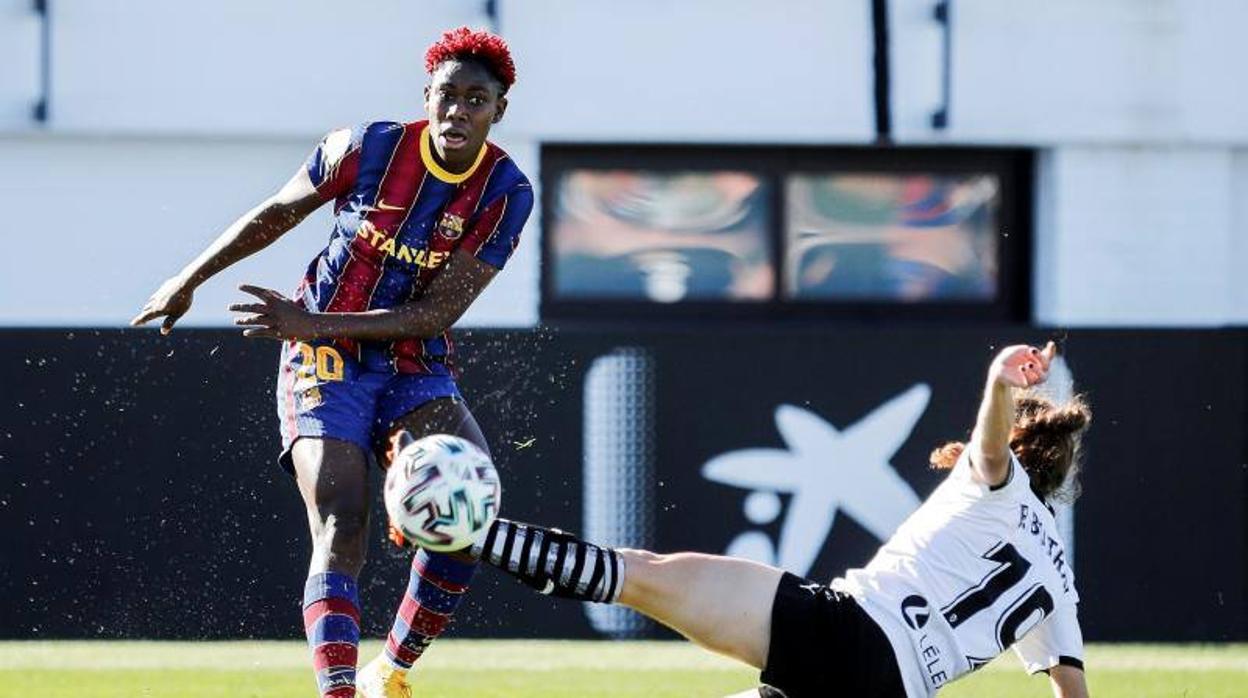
top-left (133, 27), bottom-right (530, 698)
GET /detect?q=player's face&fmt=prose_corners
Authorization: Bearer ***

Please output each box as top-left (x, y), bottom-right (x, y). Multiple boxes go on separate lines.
top-left (424, 60), bottom-right (506, 168)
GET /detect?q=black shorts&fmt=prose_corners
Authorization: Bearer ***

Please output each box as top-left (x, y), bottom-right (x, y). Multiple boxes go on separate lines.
top-left (760, 573), bottom-right (907, 698)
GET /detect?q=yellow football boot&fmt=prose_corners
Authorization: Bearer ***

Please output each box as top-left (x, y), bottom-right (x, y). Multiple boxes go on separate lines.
top-left (356, 655), bottom-right (411, 698)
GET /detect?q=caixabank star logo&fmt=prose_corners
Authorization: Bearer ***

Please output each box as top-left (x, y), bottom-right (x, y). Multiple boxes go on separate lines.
top-left (701, 385), bottom-right (930, 576)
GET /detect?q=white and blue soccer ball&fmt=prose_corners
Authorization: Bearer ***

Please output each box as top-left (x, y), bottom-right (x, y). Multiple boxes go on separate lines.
top-left (384, 434), bottom-right (501, 552)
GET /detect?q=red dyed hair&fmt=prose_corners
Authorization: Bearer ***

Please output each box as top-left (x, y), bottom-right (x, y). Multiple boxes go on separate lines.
top-left (425, 27), bottom-right (517, 91)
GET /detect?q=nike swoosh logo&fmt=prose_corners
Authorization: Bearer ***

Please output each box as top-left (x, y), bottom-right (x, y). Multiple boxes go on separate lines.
top-left (375, 198), bottom-right (405, 211)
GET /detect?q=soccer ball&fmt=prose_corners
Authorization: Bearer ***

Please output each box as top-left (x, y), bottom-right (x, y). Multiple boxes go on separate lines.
top-left (384, 434), bottom-right (501, 552)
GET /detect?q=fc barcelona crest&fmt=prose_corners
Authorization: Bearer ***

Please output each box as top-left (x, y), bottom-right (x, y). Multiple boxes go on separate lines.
top-left (437, 213), bottom-right (465, 240)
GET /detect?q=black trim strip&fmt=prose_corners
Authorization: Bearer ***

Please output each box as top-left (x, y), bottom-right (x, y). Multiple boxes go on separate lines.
top-left (605, 551), bottom-right (620, 602)
top-left (585, 549), bottom-right (606, 600)
top-left (480, 520), bottom-right (501, 564)
top-left (931, 0), bottom-right (952, 129)
top-left (1059, 656), bottom-right (1085, 671)
top-left (1039, 656), bottom-right (1085, 676)
top-left (32, 0), bottom-right (51, 124)
top-left (566, 544), bottom-right (588, 593)
top-left (870, 0), bottom-right (892, 142)
top-left (988, 462), bottom-right (1014, 491)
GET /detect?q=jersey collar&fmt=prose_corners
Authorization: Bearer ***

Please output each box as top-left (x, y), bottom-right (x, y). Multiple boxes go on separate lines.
top-left (420, 123), bottom-right (488, 184)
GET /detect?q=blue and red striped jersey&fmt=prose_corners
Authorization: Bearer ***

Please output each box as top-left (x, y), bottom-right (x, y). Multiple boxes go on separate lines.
top-left (297, 120), bottom-right (533, 375)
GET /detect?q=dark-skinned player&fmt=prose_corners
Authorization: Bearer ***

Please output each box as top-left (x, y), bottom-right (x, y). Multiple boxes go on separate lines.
top-left (132, 27), bottom-right (532, 698)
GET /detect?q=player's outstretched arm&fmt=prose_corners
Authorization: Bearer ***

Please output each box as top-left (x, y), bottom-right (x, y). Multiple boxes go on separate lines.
top-left (130, 165), bottom-right (325, 334)
top-left (229, 248), bottom-right (498, 341)
top-left (1048, 664), bottom-right (1090, 698)
top-left (967, 341), bottom-right (1056, 486)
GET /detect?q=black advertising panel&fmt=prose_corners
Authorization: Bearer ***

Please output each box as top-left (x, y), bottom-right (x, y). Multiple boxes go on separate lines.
top-left (540, 145), bottom-right (1033, 324)
top-left (0, 329), bottom-right (1243, 641)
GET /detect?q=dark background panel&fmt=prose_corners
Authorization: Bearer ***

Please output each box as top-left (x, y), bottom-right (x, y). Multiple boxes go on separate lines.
top-left (0, 329), bottom-right (598, 640)
top-left (0, 328), bottom-right (1244, 642)
top-left (645, 328), bottom-right (992, 575)
top-left (1063, 331), bottom-right (1247, 641)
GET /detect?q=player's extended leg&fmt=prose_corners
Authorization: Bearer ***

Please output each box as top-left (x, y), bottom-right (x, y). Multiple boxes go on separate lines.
top-left (617, 549), bottom-right (782, 669)
top-left (476, 519), bottom-right (783, 669)
top-left (365, 398), bottom-right (489, 690)
top-left (291, 437), bottom-right (371, 698)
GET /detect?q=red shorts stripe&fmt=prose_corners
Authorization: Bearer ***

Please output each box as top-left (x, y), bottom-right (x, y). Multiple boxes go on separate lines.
top-left (282, 341), bottom-right (298, 444)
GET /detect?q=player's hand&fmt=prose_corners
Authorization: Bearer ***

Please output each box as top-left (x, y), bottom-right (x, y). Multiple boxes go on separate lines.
top-left (988, 341), bottom-right (1056, 389)
top-left (230, 284), bottom-right (320, 340)
top-left (131, 275), bottom-right (196, 335)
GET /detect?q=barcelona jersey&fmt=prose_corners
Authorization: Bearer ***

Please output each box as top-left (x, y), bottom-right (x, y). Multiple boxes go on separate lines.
top-left (298, 120), bottom-right (532, 375)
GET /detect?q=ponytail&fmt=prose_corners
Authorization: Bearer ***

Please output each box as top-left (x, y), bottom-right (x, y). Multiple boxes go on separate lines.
top-left (931, 394), bottom-right (1091, 501)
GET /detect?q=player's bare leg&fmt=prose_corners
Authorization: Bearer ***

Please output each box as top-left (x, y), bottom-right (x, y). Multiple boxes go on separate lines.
top-left (291, 437), bottom-right (370, 698)
top-left (293, 438), bottom-right (371, 575)
top-left (386, 397), bottom-right (490, 460)
top-left (475, 520), bottom-right (783, 670)
top-left (616, 550), bottom-right (783, 669)
top-left (359, 398), bottom-right (490, 697)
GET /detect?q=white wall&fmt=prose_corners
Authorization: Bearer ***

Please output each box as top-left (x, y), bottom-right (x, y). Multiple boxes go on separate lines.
top-left (1, 0), bottom-right (1247, 327)
top-left (501, 0), bottom-right (874, 142)
top-left (0, 133), bottom-right (539, 327)
top-left (1033, 147), bottom-right (1235, 325)
top-left (48, 0), bottom-right (484, 136)
top-left (0, 0), bottom-right (40, 129)
top-left (1230, 151), bottom-right (1248, 324)
top-left (891, 0), bottom-right (1248, 145)
top-left (893, 0), bottom-right (1248, 325)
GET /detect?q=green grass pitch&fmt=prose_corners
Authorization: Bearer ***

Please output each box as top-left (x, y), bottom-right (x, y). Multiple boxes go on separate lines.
top-left (0, 640), bottom-right (1244, 697)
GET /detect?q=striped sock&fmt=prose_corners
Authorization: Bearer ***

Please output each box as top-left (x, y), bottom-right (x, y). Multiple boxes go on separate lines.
top-left (472, 518), bottom-right (625, 604)
top-left (302, 572), bottom-right (361, 698)
top-left (383, 549), bottom-right (476, 671)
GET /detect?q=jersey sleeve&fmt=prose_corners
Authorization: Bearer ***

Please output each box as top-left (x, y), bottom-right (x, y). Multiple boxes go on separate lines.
top-left (1012, 603), bottom-right (1085, 675)
top-left (463, 183), bottom-right (535, 270)
top-left (304, 125), bottom-right (364, 201)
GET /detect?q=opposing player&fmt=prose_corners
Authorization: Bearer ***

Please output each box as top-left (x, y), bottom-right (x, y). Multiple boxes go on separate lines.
top-left (131, 27), bottom-right (532, 698)
top-left (470, 342), bottom-right (1091, 698)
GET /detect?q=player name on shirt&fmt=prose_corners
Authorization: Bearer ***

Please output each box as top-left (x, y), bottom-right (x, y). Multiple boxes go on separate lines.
top-left (1018, 502), bottom-right (1072, 594)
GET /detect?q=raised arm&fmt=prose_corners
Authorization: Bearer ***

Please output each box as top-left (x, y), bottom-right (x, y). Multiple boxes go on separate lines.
top-left (967, 341), bottom-right (1056, 486)
top-left (131, 127), bottom-right (359, 334)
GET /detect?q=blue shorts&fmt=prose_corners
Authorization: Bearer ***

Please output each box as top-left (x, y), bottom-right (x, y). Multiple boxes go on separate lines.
top-left (275, 339), bottom-right (462, 474)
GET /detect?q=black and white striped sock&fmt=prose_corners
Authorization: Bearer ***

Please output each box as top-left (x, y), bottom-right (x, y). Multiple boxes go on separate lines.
top-left (472, 518), bottom-right (625, 604)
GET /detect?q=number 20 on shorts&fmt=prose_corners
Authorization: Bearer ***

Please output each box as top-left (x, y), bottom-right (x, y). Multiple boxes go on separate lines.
top-left (295, 343), bottom-right (344, 382)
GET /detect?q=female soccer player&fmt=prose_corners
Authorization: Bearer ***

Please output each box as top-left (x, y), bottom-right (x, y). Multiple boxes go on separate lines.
top-left (131, 27), bottom-right (532, 698)
top-left (473, 342), bottom-right (1092, 698)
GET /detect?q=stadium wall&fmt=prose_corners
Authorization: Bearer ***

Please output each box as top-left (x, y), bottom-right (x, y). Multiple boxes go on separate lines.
top-left (1, 328), bottom-right (1243, 642)
top-left (3, 2), bottom-right (1248, 327)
